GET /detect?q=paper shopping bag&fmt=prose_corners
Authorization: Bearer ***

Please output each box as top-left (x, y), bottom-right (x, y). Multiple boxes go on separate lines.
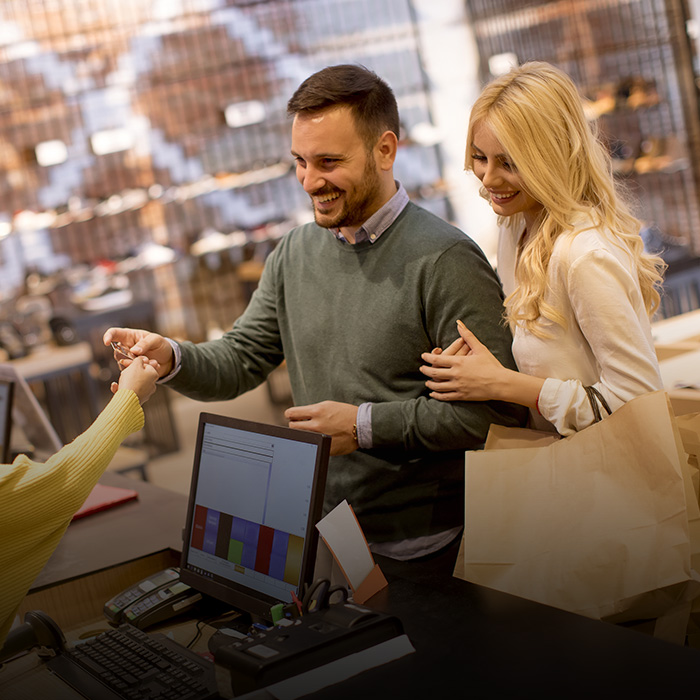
top-left (455, 390), bottom-right (700, 626)
top-left (676, 411), bottom-right (700, 503)
top-left (672, 411), bottom-right (700, 629)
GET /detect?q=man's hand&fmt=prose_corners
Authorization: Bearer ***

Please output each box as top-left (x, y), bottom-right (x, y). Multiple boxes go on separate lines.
top-left (103, 327), bottom-right (174, 378)
top-left (285, 401), bottom-right (359, 456)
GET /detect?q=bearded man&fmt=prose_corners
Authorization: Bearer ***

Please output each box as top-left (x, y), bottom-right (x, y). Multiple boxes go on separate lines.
top-left (105, 64), bottom-right (525, 571)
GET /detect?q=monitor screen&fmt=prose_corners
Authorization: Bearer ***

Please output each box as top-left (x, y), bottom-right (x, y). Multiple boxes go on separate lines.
top-left (0, 379), bottom-right (13, 462)
top-left (179, 413), bottom-right (330, 623)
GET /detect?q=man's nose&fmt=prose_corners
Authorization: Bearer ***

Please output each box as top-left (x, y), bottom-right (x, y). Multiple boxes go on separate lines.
top-left (301, 165), bottom-right (324, 193)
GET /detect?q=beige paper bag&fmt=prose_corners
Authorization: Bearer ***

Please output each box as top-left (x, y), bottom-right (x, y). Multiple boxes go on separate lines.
top-left (673, 411), bottom-right (700, 629)
top-left (455, 391), bottom-right (700, 628)
top-left (676, 412), bottom-right (700, 503)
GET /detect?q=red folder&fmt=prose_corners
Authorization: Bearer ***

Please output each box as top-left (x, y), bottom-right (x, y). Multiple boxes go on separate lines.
top-left (72, 483), bottom-right (138, 520)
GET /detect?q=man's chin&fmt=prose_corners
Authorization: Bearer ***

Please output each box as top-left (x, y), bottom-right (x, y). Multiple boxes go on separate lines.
top-left (314, 212), bottom-right (341, 229)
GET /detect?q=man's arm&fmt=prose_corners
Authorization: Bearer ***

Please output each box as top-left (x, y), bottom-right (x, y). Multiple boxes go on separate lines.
top-left (164, 246), bottom-right (285, 402)
top-left (286, 401), bottom-right (359, 456)
top-left (375, 238), bottom-right (526, 450)
top-left (288, 237), bottom-right (527, 455)
top-left (377, 238), bottom-right (526, 450)
top-left (106, 240), bottom-right (286, 403)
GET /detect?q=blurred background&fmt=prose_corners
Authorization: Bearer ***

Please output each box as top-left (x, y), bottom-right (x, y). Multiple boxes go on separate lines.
top-left (4, 0), bottom-right (700, 477)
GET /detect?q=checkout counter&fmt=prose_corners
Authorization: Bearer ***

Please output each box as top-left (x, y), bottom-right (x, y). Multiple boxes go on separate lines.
top-left (5, 308), bottom-right (700, 697)
top-left (2, 471), bottom-right (700, 698)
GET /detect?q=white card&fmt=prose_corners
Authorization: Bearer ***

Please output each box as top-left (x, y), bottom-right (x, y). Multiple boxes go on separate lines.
top-left (315, 499), bottom-right (375, 590)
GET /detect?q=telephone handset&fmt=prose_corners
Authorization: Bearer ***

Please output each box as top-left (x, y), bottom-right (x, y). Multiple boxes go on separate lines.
top-left (104, 567), bottom-right (203, 629)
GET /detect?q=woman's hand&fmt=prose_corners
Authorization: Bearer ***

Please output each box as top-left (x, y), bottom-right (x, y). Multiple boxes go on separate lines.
top-left (429, 333), bottom-right (471, 358)
top-left (420, 320), bottom-right (509, 402)
top-left (113, 356), bottom-right (159, 405)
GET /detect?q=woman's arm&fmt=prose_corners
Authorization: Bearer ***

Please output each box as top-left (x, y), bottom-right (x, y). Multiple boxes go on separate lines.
top-left (0, 358), bottom-right (158, 645)
top-left (534, 248), bottom-right (662, 434)
top-left (421, 320), bottom-right (545, 410)
top-left (420, 248), bottom-right (662, 435)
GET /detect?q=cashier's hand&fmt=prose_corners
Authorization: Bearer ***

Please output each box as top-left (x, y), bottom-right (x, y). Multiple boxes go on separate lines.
top-left (285, 401), bottom-right (359, 456)
top-left (103, 327), bottom-right (174, 378)
top-left (114, 356), bottom-right (159, 405)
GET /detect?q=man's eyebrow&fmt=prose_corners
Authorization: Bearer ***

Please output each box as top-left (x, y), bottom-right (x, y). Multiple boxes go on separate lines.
top-left (291, 150), bottom-right (344, 160)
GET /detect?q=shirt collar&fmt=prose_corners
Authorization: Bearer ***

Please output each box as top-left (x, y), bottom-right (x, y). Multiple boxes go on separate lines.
top-left (333, 181), bottom-right (409, 244)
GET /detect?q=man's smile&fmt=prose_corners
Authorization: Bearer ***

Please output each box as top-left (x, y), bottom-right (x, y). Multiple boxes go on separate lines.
top-left (315, 192), bottom-right (341, 203)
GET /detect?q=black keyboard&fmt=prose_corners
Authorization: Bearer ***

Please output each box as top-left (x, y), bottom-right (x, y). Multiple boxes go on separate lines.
top-left (47, 624), bottom-right (219, 700)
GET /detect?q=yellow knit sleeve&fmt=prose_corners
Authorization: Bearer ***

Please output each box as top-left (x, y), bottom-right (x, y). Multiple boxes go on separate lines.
top-left (0, 388), bottom-right (145, 647)
top-left (0, 388), bottom-right (144, 531)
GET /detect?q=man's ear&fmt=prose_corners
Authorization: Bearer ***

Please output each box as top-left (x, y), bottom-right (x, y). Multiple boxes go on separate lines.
top-left (375, 130), bottom-right (398, 170)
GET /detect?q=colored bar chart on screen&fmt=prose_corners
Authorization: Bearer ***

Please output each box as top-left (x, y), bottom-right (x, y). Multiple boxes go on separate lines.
top-left (191, 505), bottom-right (303, 585)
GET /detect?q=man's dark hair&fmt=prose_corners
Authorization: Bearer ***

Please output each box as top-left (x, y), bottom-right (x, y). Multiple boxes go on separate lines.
top-left (287, 64), bottom-right (400, 148)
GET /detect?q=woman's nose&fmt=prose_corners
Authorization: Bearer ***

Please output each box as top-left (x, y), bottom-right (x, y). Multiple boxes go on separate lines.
top-left (481, 162), bottom-right (500, 188)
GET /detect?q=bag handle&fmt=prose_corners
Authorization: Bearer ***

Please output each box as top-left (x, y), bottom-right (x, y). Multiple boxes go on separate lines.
top-left (584, 385), bottom-right (612, 422)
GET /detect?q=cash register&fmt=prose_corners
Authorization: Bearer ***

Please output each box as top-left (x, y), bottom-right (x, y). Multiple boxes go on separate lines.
top-left (0, 412), bottom-right (404, 699)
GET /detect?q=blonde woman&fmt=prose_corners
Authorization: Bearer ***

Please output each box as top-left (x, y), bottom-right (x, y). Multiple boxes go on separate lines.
top-left (420, 61), bottom-right (665, 435)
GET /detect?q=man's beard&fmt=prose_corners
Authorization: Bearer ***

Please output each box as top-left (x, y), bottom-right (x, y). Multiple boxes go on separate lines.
top-left (312, 158), bottom-right (381, 230)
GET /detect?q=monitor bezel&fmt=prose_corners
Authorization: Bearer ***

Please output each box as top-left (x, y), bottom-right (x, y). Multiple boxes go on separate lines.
top-left (179, 412), bottom-right (330, 623)
top-left (0, 379), bottom-right (13, 463)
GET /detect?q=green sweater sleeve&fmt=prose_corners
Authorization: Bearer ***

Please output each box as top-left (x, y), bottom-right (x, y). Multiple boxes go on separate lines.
top-left (167, 245), bottom-right (285, 401)
top-left (0, 388), bottom-right (144, 646)
top-left (371, 238), bottom-right (526, 451)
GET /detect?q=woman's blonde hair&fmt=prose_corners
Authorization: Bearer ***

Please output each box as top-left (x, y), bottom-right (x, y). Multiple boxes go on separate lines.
top-left (465, 61), bottom-right (665, 335)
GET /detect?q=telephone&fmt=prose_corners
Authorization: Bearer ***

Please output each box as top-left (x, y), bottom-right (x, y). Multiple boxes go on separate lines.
top-left (104, 567), bottom-right (203, 630)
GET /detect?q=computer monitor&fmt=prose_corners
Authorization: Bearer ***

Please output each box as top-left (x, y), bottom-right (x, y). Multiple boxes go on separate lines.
top-left (0, 379), bottom-right (13, 463)
top-left (179, 413), bottom-right (330, 623)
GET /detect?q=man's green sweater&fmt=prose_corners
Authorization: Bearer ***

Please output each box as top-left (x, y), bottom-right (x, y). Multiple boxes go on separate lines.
top-left (169, 202), bottom-right (525, 542)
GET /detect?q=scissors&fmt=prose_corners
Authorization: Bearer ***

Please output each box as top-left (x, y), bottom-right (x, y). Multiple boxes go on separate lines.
top-left (301, 578), bottom-right (348, 615)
